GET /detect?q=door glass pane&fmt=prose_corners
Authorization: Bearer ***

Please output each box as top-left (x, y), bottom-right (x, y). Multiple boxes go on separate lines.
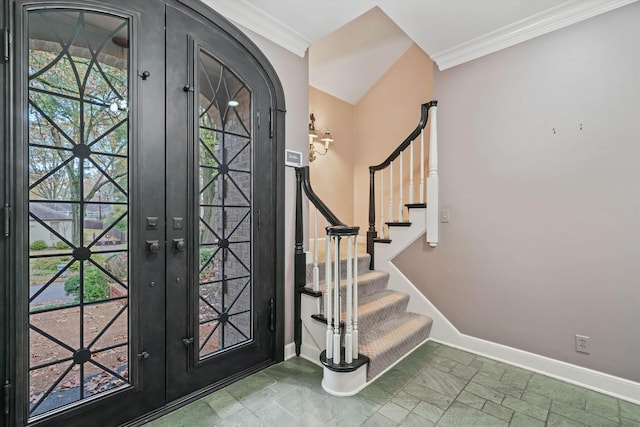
top-left (26, 9), bottom-right (130, 418)
top-left (197, 50), bottom-right (252, 359)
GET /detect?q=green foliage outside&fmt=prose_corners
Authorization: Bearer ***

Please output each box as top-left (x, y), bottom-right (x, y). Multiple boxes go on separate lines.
top-left (64, 269), bottom-right (110, 302)
top-left (31, 254), bottom-right (106, 274)
top-left (55, 241), bottom-right (69, 249)
top-left (30, 240), bottom-right (48, 250)
top-left (105, 253), bottom-right (128, 281)
top-left (107, 205), bottom-right (128, 232)
top-left (31, 256), bottom-right (71, 274)
top-left (199, 247), bottom-right (215, 267)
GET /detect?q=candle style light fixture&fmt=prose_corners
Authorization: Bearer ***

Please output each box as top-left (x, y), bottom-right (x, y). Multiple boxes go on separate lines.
top-left (308, 113), bottom-right (334, 162)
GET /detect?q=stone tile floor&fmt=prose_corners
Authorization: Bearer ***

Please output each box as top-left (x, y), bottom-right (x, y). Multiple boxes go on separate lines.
top-left (145, 342), bottom-right (640, 426)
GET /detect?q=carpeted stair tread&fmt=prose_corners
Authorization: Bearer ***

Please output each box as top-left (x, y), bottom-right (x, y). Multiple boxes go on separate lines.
top-left (317, 270), bottom-right (390, 308)
top-left (359, 312), bottom-right (433, 380)
top-left (317, 290), bottom-right (410, 333)
top-left (352, 290), bottom-right (410, 332)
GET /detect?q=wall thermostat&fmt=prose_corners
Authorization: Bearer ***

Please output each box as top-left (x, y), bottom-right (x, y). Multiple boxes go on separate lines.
top-left (285, 149), bottom-right (303, 167)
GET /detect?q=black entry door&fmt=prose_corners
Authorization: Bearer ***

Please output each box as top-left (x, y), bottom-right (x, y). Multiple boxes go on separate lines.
top-left (9, 1), bottom-right (167, 425)
top-left (3, 0), bottom-right (282, 426)
top-left (165, 4), bottom-right (277, 400)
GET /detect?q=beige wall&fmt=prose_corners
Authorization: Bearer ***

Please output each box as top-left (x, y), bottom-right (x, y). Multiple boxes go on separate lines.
top-left (308, 44), bottom-right (434, 235)
top-left (308, 87), bottom-right (355, 227)
top-left (394, 3), bottom-right (640, 382)
top-left (354, 44), bottom-right (434, 235)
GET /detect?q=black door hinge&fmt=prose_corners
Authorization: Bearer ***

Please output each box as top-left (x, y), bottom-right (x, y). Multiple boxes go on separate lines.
top-left (1, 29), bottom-right (9, 63)
top-left (269, 299), bottom-right (275, 331)
top-left (257, 110), bottom-right (261, 128)
top-left (182, 337), bottom-right (194, 346)
top-left (269, 108), bottom-right (274, 139)
top-left (256, 209), bottom-right (261, 230)
top-left (2, 205), bottom-right (10, 238)
top-left (4, 380), bottom-right (11, 415)
top-left (137, 351), bottom-right (149, 360)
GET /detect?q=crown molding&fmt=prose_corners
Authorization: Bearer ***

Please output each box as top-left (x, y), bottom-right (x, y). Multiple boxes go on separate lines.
top-left (202, 0), bottom-right (312, 57)
top-left (431, 0), bottom-right (639, 71)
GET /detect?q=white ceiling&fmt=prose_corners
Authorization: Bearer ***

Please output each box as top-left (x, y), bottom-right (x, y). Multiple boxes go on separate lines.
top-left (204, 0), bottom-right (637, 104)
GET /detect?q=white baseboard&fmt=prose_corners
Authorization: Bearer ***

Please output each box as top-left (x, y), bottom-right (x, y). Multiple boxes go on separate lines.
top-left (433, 335), bottom-right (640, 405)
top-left (284, 342), bottom-right (296, 360)
top-left (284, 341), bottom-right (323, 368)
top-left (377, 224), bottom-right (640, 405)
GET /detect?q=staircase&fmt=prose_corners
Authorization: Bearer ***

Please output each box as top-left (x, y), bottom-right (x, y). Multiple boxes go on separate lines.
top-left (299, 202), bottom-right (434, 395)
top-left (294, 101), bottom-right (439, 396)
top-left (308, 250), bottom-right (431, 371)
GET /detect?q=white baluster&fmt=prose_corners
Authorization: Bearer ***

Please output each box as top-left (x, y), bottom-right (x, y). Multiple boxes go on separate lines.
top-left (332, 236), bottom-right (341, 363)
top-left (345, 237), bottom-right (353, 364)
top-left (420, 128), bottom-right (425, 204)
top-left (388, 162), bottom-right (394, 222)
top-left (352, 236), bottom-right (359, 358)
top-left (427, 105), bottom-right (439, 247)
top-left (379, 169), bottom-right (385, 239)
top-left (398, 151), bottom-right (404, 221)
top-left (325, 235), bottom-right (333, 359)
top-left (312, 208), bottom-right (319, 292)
top-left (409, 141), bottom-right (414, 205)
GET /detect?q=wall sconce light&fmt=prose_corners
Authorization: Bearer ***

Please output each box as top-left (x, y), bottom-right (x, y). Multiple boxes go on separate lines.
top-left (309, 113), bottom-right (334, 162)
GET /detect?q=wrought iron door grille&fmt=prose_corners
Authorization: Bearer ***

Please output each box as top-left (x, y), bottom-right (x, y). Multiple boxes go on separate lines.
top-left (26, 9), bottom-right (131, 418)
top-left (197, 49), bottom-right (253, 359)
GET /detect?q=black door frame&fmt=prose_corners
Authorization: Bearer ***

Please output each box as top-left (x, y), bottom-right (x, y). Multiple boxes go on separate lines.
top-left (0, 0), bottom-right (285, 425)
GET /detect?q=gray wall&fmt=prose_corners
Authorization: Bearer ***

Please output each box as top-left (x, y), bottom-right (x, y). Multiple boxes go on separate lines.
top-left (395, 3), bottom-right (640, 382)
top-left (238, 26), bottom-right (309, 345)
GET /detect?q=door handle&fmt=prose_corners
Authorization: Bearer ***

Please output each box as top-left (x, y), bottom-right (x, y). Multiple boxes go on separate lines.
top-left (147, 240), bottom-right (161, 254)
top-left (173, 238), bottom-right (185, 251)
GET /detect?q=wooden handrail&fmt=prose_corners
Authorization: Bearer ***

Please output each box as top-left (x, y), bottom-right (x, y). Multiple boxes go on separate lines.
top-left (296, 166), bottom-right (344, 227)
top-left (369, 100), bottom-right (437, 171)
top-left (367, 100), bottom-right (438, 269)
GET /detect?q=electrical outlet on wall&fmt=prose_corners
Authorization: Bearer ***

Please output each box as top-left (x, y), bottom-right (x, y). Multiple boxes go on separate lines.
top-left (440, 209), bottom-right (450, 223)
top-left (575, 334), bottom-right (590, 354)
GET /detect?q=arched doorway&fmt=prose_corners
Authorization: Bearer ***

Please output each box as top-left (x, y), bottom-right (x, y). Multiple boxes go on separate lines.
top-left (0, 1), bottom-right (285, 425)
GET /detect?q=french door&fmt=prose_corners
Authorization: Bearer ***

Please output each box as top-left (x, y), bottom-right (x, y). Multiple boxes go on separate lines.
top-left (164, 4), bottom-right (279, 401)
top-left (0, 1), bottom-right (283, 426)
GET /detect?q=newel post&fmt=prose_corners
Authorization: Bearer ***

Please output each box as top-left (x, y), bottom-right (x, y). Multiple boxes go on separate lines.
top-left (367, 167), bottom-right (377, 269)
top-left (426, 102), bottom-right (439, 247)
top-left (294, 168), bottom-right (306, 356)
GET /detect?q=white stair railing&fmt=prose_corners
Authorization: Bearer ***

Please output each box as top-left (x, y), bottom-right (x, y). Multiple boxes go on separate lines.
top-left (420, 127), bottom-right (425, 204)
top-left (352, 240), bottom-right (359, 357)
top-left (332, 236), bottom-right (340, 362)
top-left (379, 169), bottom-right (385, 239)
top-left (388, 161), bottom-right (394, 223)
top-left (325, 235), bottom-right (333, 360)
top-left (323, 228), bottom-right (360, 365)
top-left (312, 207), bottom-right (320, 291)
top-left (398, 152), bottom-right (404, 221)
top-left (366, 101), bottom-right (438, 266)
top-left (409, 140), bottom-right (414, 205)
top-left (426, 105), bottom-right (439, 247)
